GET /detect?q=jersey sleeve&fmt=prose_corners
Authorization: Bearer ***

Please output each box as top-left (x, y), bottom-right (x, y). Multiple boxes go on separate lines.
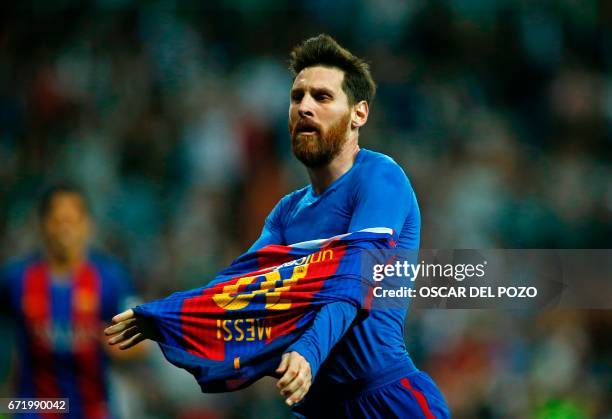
top-left (248, 198), bottom-right (286, 252)
top-left (285, 301), bottom-right (358, 379)
top-left (349, 159), bottom-right (419, 246)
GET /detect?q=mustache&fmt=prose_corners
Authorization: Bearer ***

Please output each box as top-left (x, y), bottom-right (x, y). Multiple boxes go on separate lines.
top-left (292, 119), bottom-right (321, 134)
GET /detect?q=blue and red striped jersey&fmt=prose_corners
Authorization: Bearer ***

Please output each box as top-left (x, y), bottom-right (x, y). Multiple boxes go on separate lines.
top-left (134, 228), bottom-right (395, 392)
top-left (133, 148), bottom-right (420, 399)
top-left (1, 251), bottom-right (133, 419)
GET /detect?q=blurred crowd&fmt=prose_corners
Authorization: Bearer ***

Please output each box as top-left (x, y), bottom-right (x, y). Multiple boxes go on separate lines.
top-left (1, 1), bottom-right (610, 418)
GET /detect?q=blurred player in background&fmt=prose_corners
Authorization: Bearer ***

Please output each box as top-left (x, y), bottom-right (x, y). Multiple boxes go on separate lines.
top-left (106, 35), bottom-right (450, 418)
top-left (1, 183), bottom-right (137, 418)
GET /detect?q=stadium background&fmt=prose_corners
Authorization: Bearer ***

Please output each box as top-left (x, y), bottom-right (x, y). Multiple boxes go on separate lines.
top-left (0, 1), bottom-right (610, 418)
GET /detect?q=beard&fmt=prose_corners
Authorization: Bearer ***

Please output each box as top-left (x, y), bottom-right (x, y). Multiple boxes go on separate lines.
top-left (289, 111), bottom-right (351, 168)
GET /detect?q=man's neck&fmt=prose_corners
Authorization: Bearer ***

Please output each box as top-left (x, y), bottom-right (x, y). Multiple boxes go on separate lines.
top-left (307, 137), bottom-right (360, 195)
top-left (46, 250), bottom-right (86, 275)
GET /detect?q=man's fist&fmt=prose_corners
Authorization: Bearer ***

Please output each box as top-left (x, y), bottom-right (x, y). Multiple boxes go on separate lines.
top-left (275, 351), bottom-right (312, 406)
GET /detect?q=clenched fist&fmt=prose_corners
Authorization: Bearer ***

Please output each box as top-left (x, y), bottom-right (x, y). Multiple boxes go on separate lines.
top-left (276, 351), bottom-right (312, 406)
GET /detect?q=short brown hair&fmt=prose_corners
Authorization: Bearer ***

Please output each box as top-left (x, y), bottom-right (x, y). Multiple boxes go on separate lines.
top-left (289, 34), bottom-right (376, 105)
top-left (39, 182), bottom-right (90, 219)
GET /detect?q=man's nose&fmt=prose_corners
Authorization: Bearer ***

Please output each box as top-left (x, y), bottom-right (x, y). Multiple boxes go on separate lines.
top-left (297, 95), bottom-right (315, 118)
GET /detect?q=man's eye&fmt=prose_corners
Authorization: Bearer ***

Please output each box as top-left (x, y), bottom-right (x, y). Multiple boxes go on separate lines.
top-left (316, 94), bottom-right (330, 101)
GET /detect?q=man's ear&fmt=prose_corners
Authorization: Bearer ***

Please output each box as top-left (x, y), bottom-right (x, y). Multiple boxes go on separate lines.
top-left (351, 101), bottom-right (369, 129)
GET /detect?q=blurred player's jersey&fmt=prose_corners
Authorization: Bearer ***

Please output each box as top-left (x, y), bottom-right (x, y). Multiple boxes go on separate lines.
top-left (1, 251), bottom-right (133, 419)
top-left (251, 148), bottom-right (421, 387)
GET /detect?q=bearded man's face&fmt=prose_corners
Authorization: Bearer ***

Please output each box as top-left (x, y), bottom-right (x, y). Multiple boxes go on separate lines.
top-left (288, 66), bottom-right (353, 168)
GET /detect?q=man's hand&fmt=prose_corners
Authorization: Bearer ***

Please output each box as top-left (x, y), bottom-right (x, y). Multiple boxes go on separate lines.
top-left (104, 309), bottom-right (156, 350)
top-left (275, 351), bottom-right (312, 406)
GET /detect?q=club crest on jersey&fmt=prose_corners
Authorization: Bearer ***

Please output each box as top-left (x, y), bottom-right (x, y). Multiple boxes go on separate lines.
top-left (212, 249), bottom-right (333, 311)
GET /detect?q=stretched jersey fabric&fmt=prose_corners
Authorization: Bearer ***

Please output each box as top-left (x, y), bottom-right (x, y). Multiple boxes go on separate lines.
top-left (0, 251), bottom-right (133, 419)
top-left (133, 229), bottom-right (395, 393)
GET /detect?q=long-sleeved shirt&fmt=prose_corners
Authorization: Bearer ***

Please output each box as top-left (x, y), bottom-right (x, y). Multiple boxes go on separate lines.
top-left (249, 148), bottom-right (420, 386)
